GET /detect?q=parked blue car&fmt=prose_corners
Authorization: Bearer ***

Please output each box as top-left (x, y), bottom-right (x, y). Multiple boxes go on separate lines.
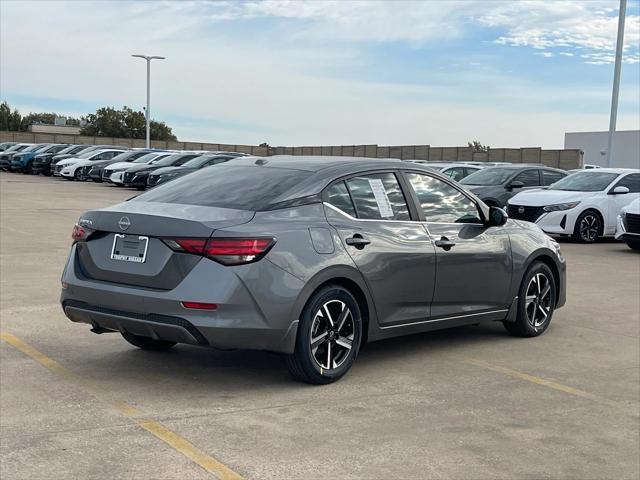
top-left (10, 144), bottom-right (67, 173)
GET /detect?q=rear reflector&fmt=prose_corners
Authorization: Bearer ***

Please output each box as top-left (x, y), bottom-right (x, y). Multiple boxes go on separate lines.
top-left (181, 301), bottom-right (217, 310)
top-left (163, 237), bottom-right (275, 266)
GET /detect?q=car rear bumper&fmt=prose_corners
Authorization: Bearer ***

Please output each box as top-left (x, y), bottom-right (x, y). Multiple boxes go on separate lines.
top-left (60, 245), bottom-right (303, 353)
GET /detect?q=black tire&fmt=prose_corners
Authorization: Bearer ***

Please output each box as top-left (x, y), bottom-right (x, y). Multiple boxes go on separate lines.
top-left (22, 163), bottom-right (32, 174)
top-left (504, 261), bottom-right (556, 337)
top-left (121, 331), bottom-right (176, 350)
top-left (572, 210), bottom-right (602, 243)
top-left (285, 285), bottom-right (362, 384)
top-left (626, 239), bottom-right (640, 251)
top-left (74, 169), bottom-right (84, 181)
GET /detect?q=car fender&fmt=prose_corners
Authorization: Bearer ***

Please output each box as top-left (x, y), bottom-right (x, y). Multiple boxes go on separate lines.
top-left (290, 263), bottom-right (380, 342)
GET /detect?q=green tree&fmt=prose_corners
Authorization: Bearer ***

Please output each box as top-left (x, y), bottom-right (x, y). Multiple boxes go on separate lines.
top-left (0, 101), bottom-right (23, 131)
top-left (468, 140), bottom-right (489, 152)
top-left (80, 105), bottom-right (177, 141)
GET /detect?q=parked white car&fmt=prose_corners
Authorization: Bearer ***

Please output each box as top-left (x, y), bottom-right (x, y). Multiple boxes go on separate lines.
top-left (101, 152), bottom-right (172, 184)
top-left (507, 168), bottom-right (640, 243)
top-left (615, 198), bottom-right (640, 250)
top-left (55, 149), bottom-right (126, 179)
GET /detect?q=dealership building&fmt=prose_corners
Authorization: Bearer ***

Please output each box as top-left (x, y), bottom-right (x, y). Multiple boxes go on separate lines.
top-left (564, 130), bottom-right (640, 168)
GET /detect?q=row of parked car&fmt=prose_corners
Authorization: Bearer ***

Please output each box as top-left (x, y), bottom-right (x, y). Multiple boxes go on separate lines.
top-left (1, 141), bottom-right (638, 248)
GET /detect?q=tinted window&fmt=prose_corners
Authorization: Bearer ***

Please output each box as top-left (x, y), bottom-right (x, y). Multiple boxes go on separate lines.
top-left (613, 173), bottom-right (640, 193)
top-left (135, 165), bottom-right (312, 211)
top-left (514, 170), bottom-right (540, 186)
top-left (326, 181), bottom-right (357, 217)
top-left (151, 154), bottom-right (198, 166)
top-left (345, 173), bottom-right (410, 220)
top-left (406, 173), bottom-right (481, 223)
top-left (443, 167), bottom-right (465, 181)
top-left (542, 170), bottom-right (566, 186)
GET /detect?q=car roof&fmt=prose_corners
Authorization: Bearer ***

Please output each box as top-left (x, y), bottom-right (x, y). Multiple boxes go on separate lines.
top-left (573, 168), bottom-right (639, 174)
top-left (229, 155), bottom-right (408, 172)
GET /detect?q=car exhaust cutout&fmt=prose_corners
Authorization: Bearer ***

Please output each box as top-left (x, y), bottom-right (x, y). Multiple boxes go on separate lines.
top-left (163, 237), bottom-right (276, 266)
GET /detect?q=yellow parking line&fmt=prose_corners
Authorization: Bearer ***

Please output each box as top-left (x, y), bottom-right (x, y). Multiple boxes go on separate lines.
top-left (464, 357), bottom-right (625, 409)
top-left (0, 331), bottom-right (243, 480)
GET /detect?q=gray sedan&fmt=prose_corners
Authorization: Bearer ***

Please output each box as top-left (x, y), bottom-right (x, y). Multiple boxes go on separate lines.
top-left (61, 156), bottom-right (566, 384)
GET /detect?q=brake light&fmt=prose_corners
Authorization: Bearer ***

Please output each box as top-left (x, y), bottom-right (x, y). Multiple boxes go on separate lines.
top-left (71, 224), bottom-right (95, 242)
top-left (163, 237), bottom-right (275, 265)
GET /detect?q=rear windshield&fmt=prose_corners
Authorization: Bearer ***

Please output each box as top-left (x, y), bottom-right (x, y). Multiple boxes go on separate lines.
top-left (134, 165), bottom-right (312, 210)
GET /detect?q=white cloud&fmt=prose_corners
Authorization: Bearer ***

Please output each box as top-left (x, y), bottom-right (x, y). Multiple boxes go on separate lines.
top-left (1, 1), bottom-right (639, 148)
top-left (478, 0), bottom-right (640, 64)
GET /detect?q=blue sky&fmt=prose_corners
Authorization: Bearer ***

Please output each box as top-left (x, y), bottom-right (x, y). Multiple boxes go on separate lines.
top-left (1, 0), bottom-right (639, 148)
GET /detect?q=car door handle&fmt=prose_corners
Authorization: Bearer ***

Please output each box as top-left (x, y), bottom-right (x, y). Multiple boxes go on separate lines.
top-left (434, 236), bottom-right (456, 251)
top-left (345, 235), bottom-right (371, 249)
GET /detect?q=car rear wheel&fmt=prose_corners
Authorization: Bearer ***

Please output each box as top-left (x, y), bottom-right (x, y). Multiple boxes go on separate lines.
top-left (503, 261), bottom-right (556, 337)
top-left (573, 210), bottom-right (601, 243)
top-left (121, 331), bottom-right (177, 350)
top-left (286, 285), bottom-right (362, 384)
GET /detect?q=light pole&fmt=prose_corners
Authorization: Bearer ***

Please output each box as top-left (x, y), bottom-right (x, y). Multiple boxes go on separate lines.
top-left (606, 0), bottom-right (626, 167)
top-left (131, 54), bottom-right (165, 148)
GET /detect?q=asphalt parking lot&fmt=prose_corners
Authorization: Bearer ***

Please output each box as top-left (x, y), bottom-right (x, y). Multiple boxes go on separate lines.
top-left (1, 173), bottom-right (639, 480)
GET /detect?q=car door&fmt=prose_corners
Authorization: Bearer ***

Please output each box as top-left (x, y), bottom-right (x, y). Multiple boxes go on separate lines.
top-left (607, 173), bottom-right (640, 234)
top-left (403, 171), bottom-right (512, 318)
top-left (323, 171), bottom-right (436, 327)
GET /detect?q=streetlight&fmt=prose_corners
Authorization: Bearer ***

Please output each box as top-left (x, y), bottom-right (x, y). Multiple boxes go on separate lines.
top-left (131, 54), bottom-right (165, 148)
top-left (606, 0), bottom-right (626, 167)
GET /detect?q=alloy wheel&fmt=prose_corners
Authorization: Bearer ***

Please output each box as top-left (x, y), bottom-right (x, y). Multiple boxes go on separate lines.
top-left (309, 299), bottom-right (355, 370)
top-left (579, 214), bottom-right (599, 242)
top-left (525, 273), bottom-right (552, 328)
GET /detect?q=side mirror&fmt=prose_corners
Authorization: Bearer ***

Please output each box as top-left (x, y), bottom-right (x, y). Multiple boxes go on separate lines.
top-left (610, 186), bottom-right (629, 195)
top-left (488, 206), bottom-right (508, 227)
top-left (507, 180), bottom-right (524, 190)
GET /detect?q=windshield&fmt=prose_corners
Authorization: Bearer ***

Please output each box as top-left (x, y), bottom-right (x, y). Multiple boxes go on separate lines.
top-left (133, 152), bottom-right (167, 163)
top-left (150, 154), bottom-right (198, 167)
top-left (55, 145), bottom-right (81, 155)
top-left (461, 167), bottom-right (515, 186)
top-left (75, 149), bottom-right (103, 159)
top-left (549, 172), bottom-right (619, 191)
top-left (23, 144), bottom-right (45, 152)
top-left (6, 144), bottom-right (27, 152)
top-left (181, 155), bottom-right (225, 168)
top-left (135, 165), bottom-right (312, 210)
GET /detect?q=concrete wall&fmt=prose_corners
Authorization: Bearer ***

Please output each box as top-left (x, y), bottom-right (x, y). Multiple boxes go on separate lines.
top-left (564, 130), bottom-right (639, 168)
top-left (0, 131), bottom-right (585, 169)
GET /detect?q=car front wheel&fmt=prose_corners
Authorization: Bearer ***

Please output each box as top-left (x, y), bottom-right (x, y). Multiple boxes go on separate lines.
top-left (286, 285), bottom-right (362, 384)
top-left (573, 210), bottom-right (601, 243)
top-left (503, 261), bottom-right (556, 337)
top-left (625, 239), bottom-right (640, 251)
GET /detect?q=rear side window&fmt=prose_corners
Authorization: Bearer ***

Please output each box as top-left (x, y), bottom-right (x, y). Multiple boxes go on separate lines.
top-left (542, 170), bottom-right (566, 186)
top-left (326, 181), bottom-right (357, 217)
top-left (514, 169), bottom-right (541, 186)
top-left (135, 165), bottom-right (312, 211)
top-left (345, 173), bottom-right (410, 221)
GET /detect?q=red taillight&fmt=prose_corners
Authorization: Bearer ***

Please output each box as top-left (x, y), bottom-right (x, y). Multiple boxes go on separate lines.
top-left (181, 301), bottom-right (217, 310)
top-left (71, 224), bottom-right (94, 242)
top-left (163, 237), bottom-right (275, 265)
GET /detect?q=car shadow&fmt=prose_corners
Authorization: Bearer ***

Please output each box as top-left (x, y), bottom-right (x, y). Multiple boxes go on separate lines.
top-left (84, 321), bottom-right (514, 391)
